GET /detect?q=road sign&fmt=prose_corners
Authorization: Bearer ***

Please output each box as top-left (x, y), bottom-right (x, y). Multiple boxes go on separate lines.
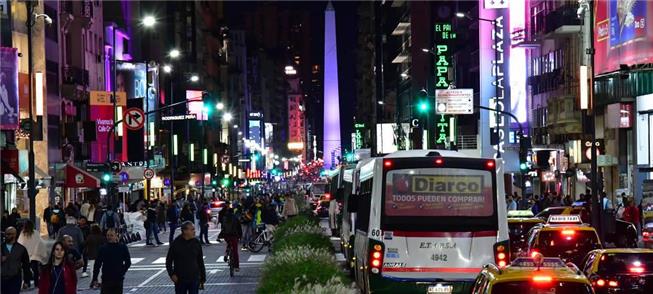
top-left (118, 186), bottom-right (130, 193)
top-left (110, 161), bottom-right (121, 172)
top-left (161, 114), bottom-right (197, 121)
top-left (124, 108), bottom-right (145, 130)
top-left (435, 89), bottom-right (474, 114)
top-left (119, 171), bottom-right (129, 182)
top-left (143, 168), bottom-right (155, 179)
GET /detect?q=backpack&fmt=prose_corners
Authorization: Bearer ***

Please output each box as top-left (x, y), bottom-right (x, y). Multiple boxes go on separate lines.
top-left (239, 210), bottom-right (253, 224)
top-left (105, 211), bottom-right (116, 228)
top-left (50, 214), bottom-right (60, 224)
top-left (221, 212), bottom-right (238, 236)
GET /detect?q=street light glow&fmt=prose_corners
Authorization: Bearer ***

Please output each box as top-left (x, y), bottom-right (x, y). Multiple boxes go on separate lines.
top-left (223, 112), bottom-right (233, 122)
top-left (190, 75), bottom-right (199, 82)
top-left (216, 102), bottom-right (224, 110)
top-left (142, 15), bottom-right (156, 27)
top-left (163, 64), bottom-right (172, 73)
top-left (455, 12), bottom-right (466, 18)
top-left (421, 48), bottom-right (430, 53)
top-left (169, 49), bottom-right (181, 59)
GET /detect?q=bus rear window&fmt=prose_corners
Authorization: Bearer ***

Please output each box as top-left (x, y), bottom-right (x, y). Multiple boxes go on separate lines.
top-left (384, 168), bottom-right (494, 217)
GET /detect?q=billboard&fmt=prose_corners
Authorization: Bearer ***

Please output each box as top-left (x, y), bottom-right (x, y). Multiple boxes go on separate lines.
top-left (595, 0), bottom-right (653, 74)
top-left (185, 90), bottom-right (207, 120)
top-left (0, 47), bottom-right (19, 130)
top-left (89, 91), bottom-right (126, 162)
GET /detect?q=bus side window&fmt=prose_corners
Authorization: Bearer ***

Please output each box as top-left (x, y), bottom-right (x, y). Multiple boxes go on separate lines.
top-left (355, 179), bottom-right (372, 233)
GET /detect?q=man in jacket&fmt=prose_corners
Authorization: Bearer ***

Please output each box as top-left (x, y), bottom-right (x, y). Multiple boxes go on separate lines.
top-left (1, 227), bottom-right (31, 293)
top-left (56, 216), bottom-right (85, 254)
top-left (198, 201), bottom-right (210, 245)
top-left (91, 228), bottom-right (131, 293)
top-left (167, 201), bottom-right (180, 243)
top-left (166, 221), bottom-right (206, 294)
top-left (220, 207), bottom-right (242, 270)
top-left (145, 201), bottom-right (164, 246)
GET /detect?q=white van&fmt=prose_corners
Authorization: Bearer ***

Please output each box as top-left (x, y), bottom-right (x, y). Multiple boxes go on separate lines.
top-left (350, 150), bottom-right (509, 293)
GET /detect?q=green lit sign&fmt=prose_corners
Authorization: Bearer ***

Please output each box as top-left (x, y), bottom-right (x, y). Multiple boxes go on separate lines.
top-left (434, 23), bottom-right (456, 146)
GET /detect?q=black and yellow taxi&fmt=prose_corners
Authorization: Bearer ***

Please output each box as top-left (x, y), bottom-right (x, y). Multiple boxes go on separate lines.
top-left (581, 248), bottom-right (653, 293)
top-left (527, 215), bottom-right (603, 266)
top-left (508, 210), bottom-right (545, 260)
top-left (471, 253), bottom-right (594, 293)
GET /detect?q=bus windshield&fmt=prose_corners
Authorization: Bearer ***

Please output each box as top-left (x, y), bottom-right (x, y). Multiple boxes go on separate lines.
top-left (383, 167), bottom-right (497, 230)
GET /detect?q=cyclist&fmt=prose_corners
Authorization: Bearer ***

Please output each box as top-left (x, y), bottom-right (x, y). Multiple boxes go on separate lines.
top-left (219, 206), bottom-right (242, 272)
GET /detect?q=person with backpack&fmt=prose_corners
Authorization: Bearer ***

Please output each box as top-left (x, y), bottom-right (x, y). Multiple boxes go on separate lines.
top-left (100, 206), bottom-right (120, 233)
top-left (219, 207), bottom-right (242, 271)
top-left (50, 204), bottom-right (65, 236)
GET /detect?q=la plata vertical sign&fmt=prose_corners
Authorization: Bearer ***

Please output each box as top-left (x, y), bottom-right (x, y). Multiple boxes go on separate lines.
top-left (434, 23), bottom-right (456, 148)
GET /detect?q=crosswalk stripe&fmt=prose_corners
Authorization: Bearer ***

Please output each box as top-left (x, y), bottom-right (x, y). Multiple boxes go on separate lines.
top-left (247, 254), bottom-right (266, 262)
top-left (152, 257), bottom-right (166, 264)
top-left (216, 256), bottom-right (226, 263)
top-left (130, 258), bottom-right (144, 264)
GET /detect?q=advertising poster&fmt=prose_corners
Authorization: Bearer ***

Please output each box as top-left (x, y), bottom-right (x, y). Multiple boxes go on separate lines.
top-left (89, 91), bottom-right (126, 162)
top-left (595, 0), bottom-right (653, 74)
top-left (0, 47), bottom-right (19, 130)
top-left (384, 170), bottom-right (493, 217)
top-left (186, 90), bottom-right (206, 120)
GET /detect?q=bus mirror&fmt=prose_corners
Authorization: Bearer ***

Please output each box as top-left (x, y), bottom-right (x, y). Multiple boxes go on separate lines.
top-left (348, 194), bottom-right (358, 212)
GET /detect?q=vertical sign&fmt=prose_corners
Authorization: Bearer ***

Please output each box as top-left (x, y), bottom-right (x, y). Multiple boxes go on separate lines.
top-left (0, 47), bottom-right (19, 130)
top-left (89, 91), bottom-right (126, 162)
top-left (480, 1), bottom-right (511, 160)
top-left (434, 23), bottom-right (456, 146)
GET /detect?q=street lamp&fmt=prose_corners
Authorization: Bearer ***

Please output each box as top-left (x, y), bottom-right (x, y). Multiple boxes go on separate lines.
top-left (169, 49), bottom-right (181, 59)
top-left (162, 64), bottom-right (172, 73)
top-left (216, 102), bottom-right (224, 110)
top-left (222, 112), bottom-right (233, 122)
top-left (190, 74), bottom-right (199, 82)
top-left (141, 15), bottom-right (156, 27)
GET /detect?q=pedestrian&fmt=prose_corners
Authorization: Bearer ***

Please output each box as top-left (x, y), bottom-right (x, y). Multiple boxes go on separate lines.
top-left (198, 201), bottom-right (210, 245)
top-left (17, 220), bottom-right (48, 289)
top-left (166, 221), bottom-right (206, 294)
top-left (283, 195), bottom-right (298, 219)
top-left (238, 202), bottom-right (254, 250)
top-left (623, 198), bottom-right (641, 235)
top-left (56, 216), bottom-right (85, 255)
top-left (50, 204), bottom-right (66, 235)
top-left (7, 207), bottom-right (20, 229)
top-left (65, 202), bottom-right (79, 219)
top-left (61, 235), bottom-right (84, 271)
top-left (220, 207), bottom-right (242, 271)
top-left (180, 203), bottom-right (194, 224)
top-left (1, 227), bottom-right (31, 293)
top-left (37, 241), bottom-right (77, 294)
top-left (91, 228), bottom-right (131, 294)
top-left (601, 192), bottom-right (613, 210)
top-left (563, 195), bottom-right (573, 206)
top-left (99, 206), bottom-right (120, 233)
top-left (1, 210), bottom-right (10, 233)
top-left (145, 201), bottom-right (164, 246)
top-left (82, 224), bottom-right (105, 279)
top-left (261, 201), bottom-right (279, 232)
top-left (506, 195), bottom-right (517, 211)
top-left (531, 195), bottom-right (542, 215)
top-left (157, 201), bottom-right (167, 232)
top-left (167, 201), bottom-right (180, 244)
top-left (80, 200), bottom-right (91, 220)
top-left (78, 216), bottom-right (90, 277)
top-left (43, 203), bottom-right (54, 238)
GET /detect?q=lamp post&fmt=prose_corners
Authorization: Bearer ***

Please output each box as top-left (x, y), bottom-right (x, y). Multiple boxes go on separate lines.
top-left (26, 1), bottom-right (52, 223)
top-left (166, 49), bottom-right (180, 201)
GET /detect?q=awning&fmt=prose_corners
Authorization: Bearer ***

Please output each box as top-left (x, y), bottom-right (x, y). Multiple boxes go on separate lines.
top-left (65, 164), bottom-right (100, 188)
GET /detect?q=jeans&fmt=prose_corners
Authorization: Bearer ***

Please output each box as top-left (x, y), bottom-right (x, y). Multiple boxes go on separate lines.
top-left (101, 279), bottom-right (124, 294)
top-left (169, 223), bottom-right (178, 243)
top-left (146, 221), bottom-right (162, 244)
top-left (225, 236), bottom-right (240, 268)
top-left (199, 223), bottom-right (209, 244)
top-left (175, 280), bottom-right (199, 294)
top-left (241, 223), bottom-right (252, 245)
top-left (1, 275), bottom-right (22, 294)
top-left (82, 251), bottom-right (89, 272)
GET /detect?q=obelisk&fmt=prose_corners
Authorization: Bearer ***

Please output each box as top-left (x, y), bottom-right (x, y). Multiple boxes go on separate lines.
top-left (323, 2), bottom-right (341, 169)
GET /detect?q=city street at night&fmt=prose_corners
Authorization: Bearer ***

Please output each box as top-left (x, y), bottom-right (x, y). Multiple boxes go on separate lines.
top-left (2, 1), bottom-right (653, 294)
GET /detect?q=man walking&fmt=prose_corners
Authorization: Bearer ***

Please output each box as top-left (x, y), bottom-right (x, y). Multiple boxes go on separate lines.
top-left (91, 228), bottom-right (131, 294)
top-left (145, 201), bottom-right (164, 246)
top-left (198, 200), bottom-right (210, 245)
top-left (100, 206), bottom-right (120, 233)
top-left (56, 215), bottom-right (85, 255)
top-left (167, 201), bottom-right (180, 243)
top-left (166, 221), bottom-right (206, 294)
top-left (1, 227), bottom-right (31, 294)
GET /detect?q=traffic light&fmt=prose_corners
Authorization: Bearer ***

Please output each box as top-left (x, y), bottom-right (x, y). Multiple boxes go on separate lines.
top-left (102, 173), bottom-right (112, 183)
top-left (518, 134), bottom-right (531, 172)
top-left (416, 89), bottom-right (430, 114)
top-left (211, 179), bottom-right (217, 186)
top-left (221, 177), bottom-right (231, 187)
top-left (345, 152), bottom-right (354, 162)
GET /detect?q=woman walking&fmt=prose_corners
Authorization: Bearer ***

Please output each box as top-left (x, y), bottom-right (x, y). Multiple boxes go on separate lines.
top-left (38, 241), bottom-right (77, 294)
top-left (17, 220), bottom-right (48, 289)
top-left (82, 224), bottom-right (106, 281)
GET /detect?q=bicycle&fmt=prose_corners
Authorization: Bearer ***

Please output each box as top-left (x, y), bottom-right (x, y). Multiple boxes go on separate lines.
top-left (225, 240), bottom-right (237, 277)
top-left (246, 225), bottom-right (273, 253)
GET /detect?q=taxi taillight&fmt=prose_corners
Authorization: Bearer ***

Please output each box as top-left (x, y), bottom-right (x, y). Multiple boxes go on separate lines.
top-left (532, 275), bottom-right (552, 283)
top-left (369, 243), bottom-right (384, 274)
top-left (493, 240), bottom-right (509, 268)
top-left (594, 278), bottom-right (619, 288)
top-left (629, 266), bottom-right (645, 273)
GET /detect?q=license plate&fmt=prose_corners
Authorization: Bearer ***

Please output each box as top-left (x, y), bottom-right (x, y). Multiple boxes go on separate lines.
top-left (427, 284), bottom-right (453, 293)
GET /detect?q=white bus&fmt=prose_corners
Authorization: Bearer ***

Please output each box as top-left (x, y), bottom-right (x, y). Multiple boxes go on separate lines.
top-left (350, 150), bottom-right (509, 293)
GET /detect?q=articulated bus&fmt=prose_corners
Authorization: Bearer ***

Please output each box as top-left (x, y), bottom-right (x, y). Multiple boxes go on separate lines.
top-left (350, 150), bottom-right (509, 294)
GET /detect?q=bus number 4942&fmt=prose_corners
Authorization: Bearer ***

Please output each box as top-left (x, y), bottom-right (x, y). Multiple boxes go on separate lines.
top-left (431, 254), bottom-right (448, 262)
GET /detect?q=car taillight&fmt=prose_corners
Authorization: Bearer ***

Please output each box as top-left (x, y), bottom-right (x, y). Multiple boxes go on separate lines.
top-left (644, 232), bottom-right (651, 239)
top-left (494, 240), bottom-right (509, 268)
top-left (324, 193), bottom-right (331, 200)
top-left (608, 280), bottom-right (618, 287)
top-left (532, 275), bottom-right (552, 283)
top-left (595, 279), bottom-right (605, 287)
top-left (485, 160), bottom-right (495, 169)
top-left (629, 266), bottom-right (645, 273)
top-left (369, 243), bottom-right (384, 274)
top-left (561, 229), bottom-right (575, 236)
top-left (435, 158), bottom-right (444, 165)
top-left (530, 250), bottom-right (540, 258)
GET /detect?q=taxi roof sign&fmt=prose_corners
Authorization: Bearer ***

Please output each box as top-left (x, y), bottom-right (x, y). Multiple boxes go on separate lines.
top-left (511, 257), bottom-right (566, 268)
top-left (507, 210), bottom-right (534, 218)
top-left (547, 214), bottom-right (582, 224)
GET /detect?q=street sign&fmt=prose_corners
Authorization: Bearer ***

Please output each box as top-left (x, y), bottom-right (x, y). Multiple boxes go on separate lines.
top-left (119, 171), bottom-right (129, 182)
top-left (143, 168), bottom-right (155, 179)
top-left (161, 114), bottom-right (197, 121)
top-left (118, 186), bottom-right (130, 193)
top-left (435, 89), bottom-right (474, 114)
top-left (124, 108), bottom-right (145, 130)
top-left (110, 161), bottom-right (121, 172)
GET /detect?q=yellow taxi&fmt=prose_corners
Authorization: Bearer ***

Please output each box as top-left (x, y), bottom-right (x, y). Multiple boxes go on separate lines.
top-left (471, 253), bottom-right (594, 293)
top-left (527, 215), bottom-right (603, 266)
top-left (508, 213), bottom-right (545, 260)
top-left (580, 248), bottom-right (653, 293)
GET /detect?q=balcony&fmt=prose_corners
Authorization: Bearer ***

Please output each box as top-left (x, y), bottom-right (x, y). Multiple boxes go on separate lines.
top-left (544, 4), bottom-right (582, 36)
top-left (528, 69), bottom-right (563, 95)
top-left (63, 66), bottom-right (89, 86)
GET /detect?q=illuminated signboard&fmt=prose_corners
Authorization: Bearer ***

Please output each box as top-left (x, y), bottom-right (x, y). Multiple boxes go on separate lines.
top-left (353, 123), bottom-right (365, 149)
top-left (434, 23), bottom-right (456, 146)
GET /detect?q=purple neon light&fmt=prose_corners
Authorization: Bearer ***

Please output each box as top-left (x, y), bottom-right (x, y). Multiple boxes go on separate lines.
top-left (323, 3), bottom-right (341, 169)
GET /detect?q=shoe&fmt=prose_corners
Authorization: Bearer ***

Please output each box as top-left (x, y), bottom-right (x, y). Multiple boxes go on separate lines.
top-left (81, 272), bottom-right (89, 278)
top-left (241, 247), bottom-right (248, 251)
top-left (145, 243), bottom-right (154, 246)
top-left (157, 242), bottom-right (164, 245)
top-left (223, 256), bottom-right (229, 263)
top-left (235, 268), bottom-right (240, 272)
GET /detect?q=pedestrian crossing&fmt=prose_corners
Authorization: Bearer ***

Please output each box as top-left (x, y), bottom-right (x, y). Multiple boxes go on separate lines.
top-left (131, 254), bottom-right (268, 265)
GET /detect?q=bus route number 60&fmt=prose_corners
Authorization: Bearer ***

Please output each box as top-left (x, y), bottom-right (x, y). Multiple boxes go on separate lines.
top-left (371, 229), bottom-right (382, 238)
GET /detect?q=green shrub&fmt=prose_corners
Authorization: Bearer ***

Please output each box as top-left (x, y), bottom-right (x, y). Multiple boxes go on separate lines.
top-left (258, 246), bottom-right (344, 294)
top-left (274, 215), bottom-right (321, 242)
top-left (273, 232), bottom-right (334, 253)
top-left (290, 276), bottom-right (358, 294)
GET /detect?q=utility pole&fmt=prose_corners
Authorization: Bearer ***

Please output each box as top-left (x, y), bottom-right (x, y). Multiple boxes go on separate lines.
top-left (26, 1), bottom-right (36, 223)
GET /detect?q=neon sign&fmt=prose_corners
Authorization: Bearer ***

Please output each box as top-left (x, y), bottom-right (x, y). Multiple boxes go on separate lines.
top-left (434, 23), bottom-right (456, 146)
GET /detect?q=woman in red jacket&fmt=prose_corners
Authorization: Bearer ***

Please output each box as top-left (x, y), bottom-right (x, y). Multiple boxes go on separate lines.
top-left (39, 241), bottom-right (77, 294)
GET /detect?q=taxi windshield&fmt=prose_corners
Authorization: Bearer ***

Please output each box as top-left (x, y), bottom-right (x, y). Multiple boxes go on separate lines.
top-left (598, 253), bottom-right (653, 275)
top-left (535, 230), bottom-right (601, 263)
top-left (492, 281), bottom-right (593, 293)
